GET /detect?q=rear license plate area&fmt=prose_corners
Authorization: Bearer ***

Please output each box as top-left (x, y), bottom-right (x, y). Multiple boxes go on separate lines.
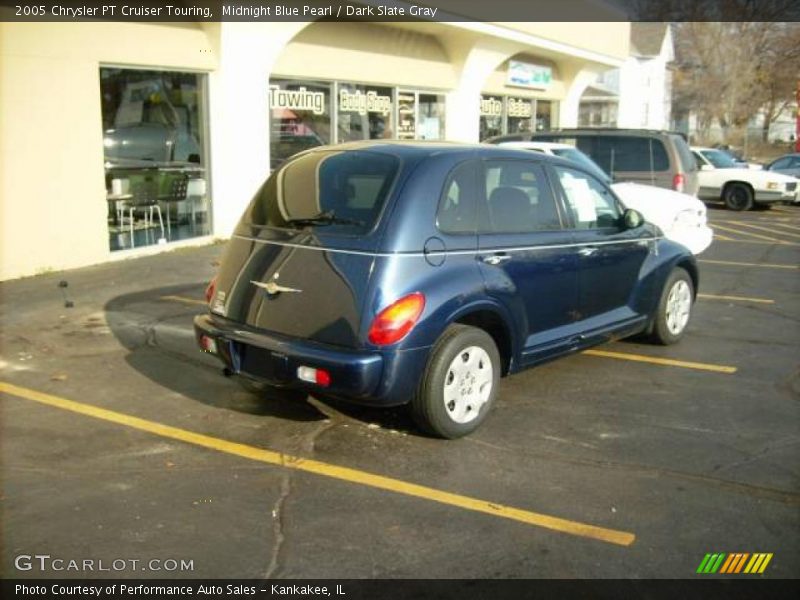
top-left (240, 345), bottom-right (290, 382)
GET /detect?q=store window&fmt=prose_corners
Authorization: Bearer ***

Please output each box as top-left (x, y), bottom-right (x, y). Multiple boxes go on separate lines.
top-left (480, 95), bottom-right (557, 140)
top-left (100, 68), bottom-right (210, 252)
top-left (480, 95), bottom-right (504, 141)
top-left (506, 97), bottom-right (534, 134)
top-left (419, 93), bottom-right (446, 140)
top-left (536, 100), bottom-right (555, 131)
top-left (268, 79), bottom-right (444, 169)
top-left (270, 79), bottom-right (332, 171)
top-left (337, 83), bottom-right (394, 142)
top-left (396, 91), bottom-right (446, 141)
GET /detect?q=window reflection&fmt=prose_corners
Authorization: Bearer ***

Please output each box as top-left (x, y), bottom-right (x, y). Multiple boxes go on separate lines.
top-left (100, 68), bottom-right (210, 252)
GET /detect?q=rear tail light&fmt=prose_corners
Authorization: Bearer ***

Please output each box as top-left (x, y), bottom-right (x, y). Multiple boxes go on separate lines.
top-left (205, 275), bottom-right (218, 304)
top-left (297, 366), bottom-right (331, 387)
top-left (673, 173), bottom-right (685, 193)
top-left (199, 334), bottom-right (217, 354)
top-left (368, 292), bottom-right (425, 346)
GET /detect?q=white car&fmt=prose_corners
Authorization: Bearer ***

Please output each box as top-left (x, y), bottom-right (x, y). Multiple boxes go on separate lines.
top-left (497, 141), bottom-right (713, 254)
top-left (692, 147), bottom-right (798, 211)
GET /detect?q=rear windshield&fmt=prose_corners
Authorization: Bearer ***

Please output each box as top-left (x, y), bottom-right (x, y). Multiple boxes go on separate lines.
top-left (243, 150), bottom-right (399, 235)
top-left (671, 134), bottom-right (698, 173)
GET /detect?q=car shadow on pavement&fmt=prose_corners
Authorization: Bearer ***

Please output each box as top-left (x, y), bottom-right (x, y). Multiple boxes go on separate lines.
top-left (103, 284), bottom-right (417, 433)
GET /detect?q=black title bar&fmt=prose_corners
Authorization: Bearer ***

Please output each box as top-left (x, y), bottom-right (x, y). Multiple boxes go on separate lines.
top-left (1, 0), bottom-right (799, 22)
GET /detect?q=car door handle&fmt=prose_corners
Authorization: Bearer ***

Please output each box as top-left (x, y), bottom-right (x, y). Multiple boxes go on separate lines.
top-left (578, 247), bottom-right (598, 257)
top-left (481, 253), bottom-right (511, 265)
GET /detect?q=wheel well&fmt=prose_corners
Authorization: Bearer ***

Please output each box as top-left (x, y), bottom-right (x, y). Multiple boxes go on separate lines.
top-left (676, 259), bottom-right (699, 299)
top-left (455, 310), bottom-right (512, 375)
top-left (722, 180), bottom-right (754, 197)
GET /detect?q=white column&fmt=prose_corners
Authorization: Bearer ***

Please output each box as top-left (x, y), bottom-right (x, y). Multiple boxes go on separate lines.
top-left (559, 67), bottom-right (600, 128)
top-left (442, 38), bottom-right (522, 142)
top-left (208, 22), bottom-right (309, 238)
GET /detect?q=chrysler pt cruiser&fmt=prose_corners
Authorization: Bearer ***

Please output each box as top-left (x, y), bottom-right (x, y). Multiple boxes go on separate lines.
top-left (195, 142), bottom-right (698, 438)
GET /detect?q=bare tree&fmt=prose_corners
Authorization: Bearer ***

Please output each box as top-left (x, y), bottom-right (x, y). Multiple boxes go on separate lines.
top-left (671, 21), bottom-right (800, 144)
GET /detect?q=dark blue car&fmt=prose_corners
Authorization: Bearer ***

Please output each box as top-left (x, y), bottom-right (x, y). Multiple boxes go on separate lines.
top-left (195, 141), bottom-right (697, 438)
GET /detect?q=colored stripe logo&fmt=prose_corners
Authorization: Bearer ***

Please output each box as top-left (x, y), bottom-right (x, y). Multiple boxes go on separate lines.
top-left (696, 553), bottom-right (773, 574)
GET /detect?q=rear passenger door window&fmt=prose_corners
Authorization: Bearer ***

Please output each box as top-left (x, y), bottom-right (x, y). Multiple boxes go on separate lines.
top-left (479, 160), bottom-right (563, 233)
top-left (437, 160), bottom-right (478, 234)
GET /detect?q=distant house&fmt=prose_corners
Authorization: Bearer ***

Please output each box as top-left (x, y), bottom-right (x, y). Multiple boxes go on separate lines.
top-left (580, 23), bottom-right (674, 130)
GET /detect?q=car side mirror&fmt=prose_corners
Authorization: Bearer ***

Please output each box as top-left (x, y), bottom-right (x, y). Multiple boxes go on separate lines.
top-left (623, 208), bottom-right (644, 230)
top-left (700, 164), bottom-right (714, 171)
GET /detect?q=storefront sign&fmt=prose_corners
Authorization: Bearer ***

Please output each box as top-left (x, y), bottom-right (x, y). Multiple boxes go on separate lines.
top-left (480, 96), bottom-right (503, 117)
top-left (269, 85), bottom-right (326, 115)
top-left (339, 89), bottom-right (392, 115)
top-left (507, 61), bottom-right (552, 89)
top-left (507, 98), bottom-right (533, 118)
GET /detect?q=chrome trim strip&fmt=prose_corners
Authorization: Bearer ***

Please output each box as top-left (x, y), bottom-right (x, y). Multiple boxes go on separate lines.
top-left (232, 234), bottom-right (662, 258)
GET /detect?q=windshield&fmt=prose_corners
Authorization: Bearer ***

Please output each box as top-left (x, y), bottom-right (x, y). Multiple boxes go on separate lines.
top-left (701, 149), bottom-right (737, 169)
top-left (243, 150), bottom-right (399, 235)
top-left (551, 147), bottom-right (611, 183)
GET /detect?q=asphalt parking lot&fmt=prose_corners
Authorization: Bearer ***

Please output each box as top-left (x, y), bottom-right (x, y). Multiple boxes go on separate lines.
top-left (2, 204), bottom-right (798, 579)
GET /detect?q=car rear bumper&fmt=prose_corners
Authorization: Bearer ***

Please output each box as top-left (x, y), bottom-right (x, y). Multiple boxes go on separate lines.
top-left (194, 314), bottom-right (428, 407)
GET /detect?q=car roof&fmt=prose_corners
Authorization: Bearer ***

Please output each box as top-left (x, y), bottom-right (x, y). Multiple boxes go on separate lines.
top-left (487, 128), bottom-right (689, 144)
top-left (691, 147), bottom-right (717, 152)
top-left (295, 140), bottom-right (585, 168)
top-left (496, 141), bottom-right (572, 150)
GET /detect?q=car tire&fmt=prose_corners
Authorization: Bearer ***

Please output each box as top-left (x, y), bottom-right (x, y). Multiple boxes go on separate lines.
top-left (723, 183), bottom-right (754, 211)
top-left (649, 267), bottom-right (694, 345)
top-left (411, 324), bottom-right (500, 439)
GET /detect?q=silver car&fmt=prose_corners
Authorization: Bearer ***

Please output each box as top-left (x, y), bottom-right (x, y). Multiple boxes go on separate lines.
top-left (765, 153), bottom-right (800, 179)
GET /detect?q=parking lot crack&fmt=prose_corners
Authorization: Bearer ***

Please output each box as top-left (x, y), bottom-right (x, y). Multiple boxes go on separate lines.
top-left (264, 471), bottom-right (292, 579)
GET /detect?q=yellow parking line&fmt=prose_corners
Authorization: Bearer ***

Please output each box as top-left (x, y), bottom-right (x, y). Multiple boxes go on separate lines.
top-left (710, 224), bottom-right (797, 245)
top-left (721, 221), bottom-right (800, 239)
top-left (768, 222), bottom-right (800, 232)
top-left (0, 381), bottom-right (635, 547)
top-left (697, 293), bottom-right (774, 304)
top-left (161, 295), bottom-right (207, 307)
top-left (583, 350), bottom-right (737, 374)
top-left (713, 233), bottom-right (735, 241)
top-left (699, 259), bottom-right (799, 270)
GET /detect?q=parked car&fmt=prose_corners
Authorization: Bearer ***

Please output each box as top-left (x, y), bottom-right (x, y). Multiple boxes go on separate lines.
top-left (497, 141), bottom-right (712, 254)
top-left (486, 128), bottom-right (699, 196)
top-left (195, 142), bottom-right (698, 438)
top-left (692, 147), bottom-right (798, 210)
top-left (709, 146), bottom-right (761, 170)
top-left (764, 153), bottom-right (800, 179)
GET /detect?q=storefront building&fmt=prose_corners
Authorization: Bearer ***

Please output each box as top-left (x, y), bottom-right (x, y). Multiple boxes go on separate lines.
top-left (0, 16), bottom-right (628, 279)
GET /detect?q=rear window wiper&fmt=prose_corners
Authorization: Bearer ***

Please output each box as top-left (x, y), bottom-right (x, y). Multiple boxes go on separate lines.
top-left (285, 210), bottom-right (364, 227)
